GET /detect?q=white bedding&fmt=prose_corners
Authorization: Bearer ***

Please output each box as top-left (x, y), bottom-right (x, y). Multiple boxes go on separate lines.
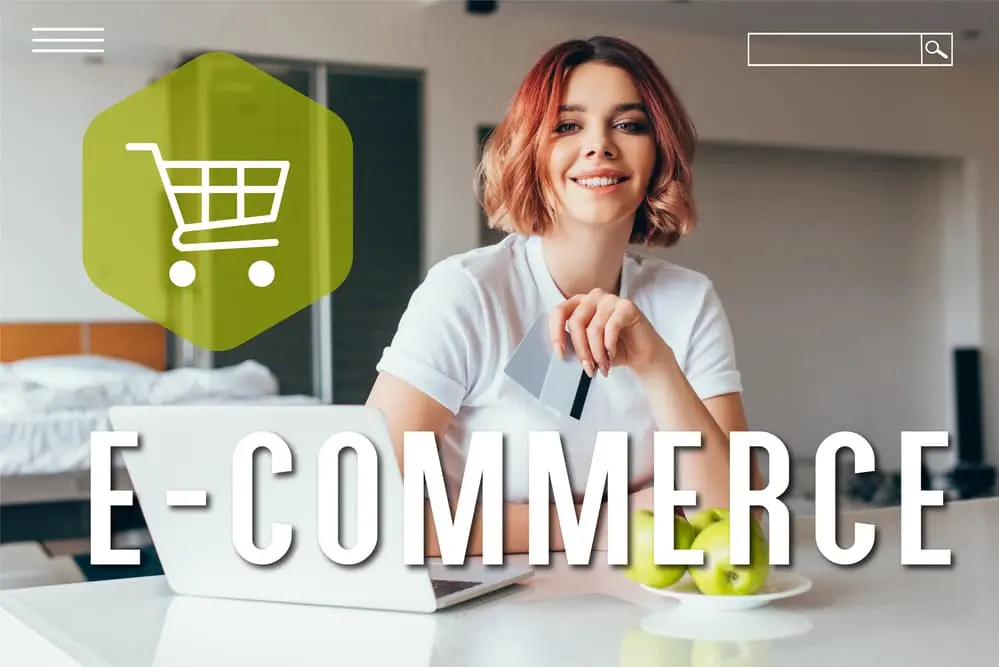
top-left (0, 356), bottom-right (322, 476)
top-left (0, 395), bottom-right (323, 476)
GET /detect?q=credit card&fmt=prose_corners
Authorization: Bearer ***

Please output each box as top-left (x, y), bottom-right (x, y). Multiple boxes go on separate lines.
top-left (504, 313), bottom-right (593, 420)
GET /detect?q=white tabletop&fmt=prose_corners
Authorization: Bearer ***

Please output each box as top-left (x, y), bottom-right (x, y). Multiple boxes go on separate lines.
top-left (2, 498), bottom-right (999, 666)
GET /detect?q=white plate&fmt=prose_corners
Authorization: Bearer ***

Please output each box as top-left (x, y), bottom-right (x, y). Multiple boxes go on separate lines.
top-left (640, 606), bottom-right (815, 642)
top-left (639, 571), bottom-right (813, 611)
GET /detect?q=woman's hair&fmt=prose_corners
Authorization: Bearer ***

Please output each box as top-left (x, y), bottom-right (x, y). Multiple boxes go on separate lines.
top-left (476, 35), bottom-right (697, 248)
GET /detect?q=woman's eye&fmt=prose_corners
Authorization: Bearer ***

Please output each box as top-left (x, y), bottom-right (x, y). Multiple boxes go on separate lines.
top-left (616, 120), bottom-right (647, 133)
top-left (555, 119), bottom-right (648, 134)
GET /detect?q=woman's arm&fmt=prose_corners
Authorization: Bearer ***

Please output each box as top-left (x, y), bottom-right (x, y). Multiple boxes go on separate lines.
top-left (366, 371), bottom-right (577, 557)
top-left (588, 371), bottom-right (758, 552)
top-left (546, 286), bottom-right (761, 545)
top-left (633, 346), bottom-right (759, 511)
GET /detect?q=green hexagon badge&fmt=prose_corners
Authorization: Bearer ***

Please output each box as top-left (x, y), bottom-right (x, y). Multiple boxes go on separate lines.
top-left (83, 52), bottom-right (353, 351)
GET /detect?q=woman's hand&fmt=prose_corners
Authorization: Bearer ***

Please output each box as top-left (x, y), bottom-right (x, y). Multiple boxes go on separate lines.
top-left (548, 288), bottom-right (672, 379)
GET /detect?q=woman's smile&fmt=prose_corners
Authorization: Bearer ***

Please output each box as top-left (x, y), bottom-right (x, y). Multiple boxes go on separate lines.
top-left (569, 168), bottom-right (631, 195)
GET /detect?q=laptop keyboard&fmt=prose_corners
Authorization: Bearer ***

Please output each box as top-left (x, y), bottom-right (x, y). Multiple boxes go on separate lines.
top-left (431, 579), bottom-right (481, 598)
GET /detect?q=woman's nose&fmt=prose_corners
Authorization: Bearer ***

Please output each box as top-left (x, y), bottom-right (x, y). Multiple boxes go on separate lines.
top-left (584, 131), bottom-right (616, 158)
top-left (586, 146), bottom-right (614, 158)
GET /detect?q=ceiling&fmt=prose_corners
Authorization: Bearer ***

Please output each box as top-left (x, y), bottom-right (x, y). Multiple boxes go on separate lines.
top-left (502, 0), bottom-right (999, 63)
top-left (4, 0), bottom-right (997, 65)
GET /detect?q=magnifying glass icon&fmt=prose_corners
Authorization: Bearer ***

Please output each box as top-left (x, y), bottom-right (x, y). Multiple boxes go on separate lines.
top-left (925, 39), bottom-right (949, 60)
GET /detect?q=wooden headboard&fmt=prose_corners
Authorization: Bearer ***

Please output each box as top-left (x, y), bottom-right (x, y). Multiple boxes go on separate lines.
top-left (0, 322), bottom-right (168, 371)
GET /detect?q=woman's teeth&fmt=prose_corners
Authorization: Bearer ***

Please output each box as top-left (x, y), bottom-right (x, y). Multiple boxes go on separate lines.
top-left (574, 177), bottom-right (625, 188)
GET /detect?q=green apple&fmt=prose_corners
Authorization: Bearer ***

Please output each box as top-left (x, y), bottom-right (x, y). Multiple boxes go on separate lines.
top-left (690, 508), bottom-right (766, 541)
top-left (688, 508), bottom-right (730, 536)
top-left (618, 625), bottom-right (692, 667)
top-left (625, 509), bottom-right (696, 588)
top-left (691, 640), bottom-right (769, 667)
top-left (688, 518), bottom-right (770, 596)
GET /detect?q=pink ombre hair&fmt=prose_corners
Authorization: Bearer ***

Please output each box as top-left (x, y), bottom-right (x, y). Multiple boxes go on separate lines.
top-left (476, 35), bottom-right (698, 247)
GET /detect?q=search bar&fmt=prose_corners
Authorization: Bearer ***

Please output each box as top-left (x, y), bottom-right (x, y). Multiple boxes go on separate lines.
top-left (747, 32), bottom-right (954, 67)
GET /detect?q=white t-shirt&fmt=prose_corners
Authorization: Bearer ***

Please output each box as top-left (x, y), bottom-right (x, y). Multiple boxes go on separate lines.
top-left (376, 233), bottom-right (742, 502)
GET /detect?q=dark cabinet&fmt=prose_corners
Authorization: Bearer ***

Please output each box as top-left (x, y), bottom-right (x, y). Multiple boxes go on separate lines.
top-left (167, 56), bottom-right (424, 404)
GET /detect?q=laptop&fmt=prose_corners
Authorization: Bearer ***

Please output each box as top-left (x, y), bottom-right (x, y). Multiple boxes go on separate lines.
top-left (109, 404), bottom-right (534, 613)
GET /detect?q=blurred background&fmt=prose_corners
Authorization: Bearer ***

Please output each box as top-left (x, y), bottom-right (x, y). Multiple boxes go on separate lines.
top-left (1, 0), bottom-right (997, 585)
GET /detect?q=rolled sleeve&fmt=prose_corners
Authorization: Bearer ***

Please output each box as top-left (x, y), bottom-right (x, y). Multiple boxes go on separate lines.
top-left (376, 347), bottom-right (467, 415)
top-left (683, 281), bottom-right (743, 400)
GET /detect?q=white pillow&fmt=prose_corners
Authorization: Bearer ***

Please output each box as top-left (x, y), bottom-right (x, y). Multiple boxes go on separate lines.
top-left (6, 354), bottom-right (159, 390)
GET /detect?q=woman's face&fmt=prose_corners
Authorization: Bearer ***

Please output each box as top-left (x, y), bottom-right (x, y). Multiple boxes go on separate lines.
top-left (547, 62), bottom-right (657, 233)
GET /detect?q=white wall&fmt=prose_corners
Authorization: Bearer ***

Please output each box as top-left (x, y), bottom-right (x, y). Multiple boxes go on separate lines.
top-left (2, 1), bottom-right (997, 469)
top-left (0, 57), bottom-right (161, 322)
top-left (656, 144), bottom-right (947, 470)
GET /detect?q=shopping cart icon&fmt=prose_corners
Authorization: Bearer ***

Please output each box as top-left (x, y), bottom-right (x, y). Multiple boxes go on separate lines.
top-left (126, 142), bottom-right (290, 288)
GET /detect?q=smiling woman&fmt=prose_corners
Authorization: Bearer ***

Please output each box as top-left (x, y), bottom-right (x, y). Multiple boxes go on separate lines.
top-left (367, 35), bottom-right (760, 559)
top-left (478, 36), bottom-right (695, 249)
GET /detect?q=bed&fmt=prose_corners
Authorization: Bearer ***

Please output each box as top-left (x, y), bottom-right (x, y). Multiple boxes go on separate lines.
top-left (0, 321), bottom-right (321, 547)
